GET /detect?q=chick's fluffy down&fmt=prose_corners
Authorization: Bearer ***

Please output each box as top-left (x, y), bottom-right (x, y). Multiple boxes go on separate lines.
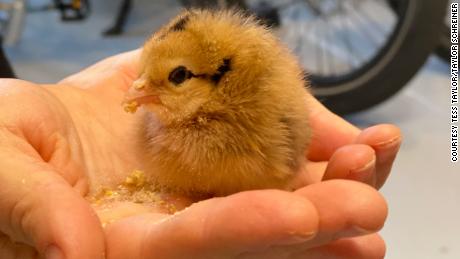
top-left (132, 9), bottom-right (311, 196)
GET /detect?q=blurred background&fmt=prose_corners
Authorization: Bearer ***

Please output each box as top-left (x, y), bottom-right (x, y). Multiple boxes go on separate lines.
top-left (0, 0), bottom-right (458, 258)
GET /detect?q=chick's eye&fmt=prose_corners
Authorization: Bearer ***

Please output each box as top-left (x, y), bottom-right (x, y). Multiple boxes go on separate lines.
top-left (169, 66), bottom-right (191, 86)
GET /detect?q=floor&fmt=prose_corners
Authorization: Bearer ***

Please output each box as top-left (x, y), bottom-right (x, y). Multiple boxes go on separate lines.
top-left (3, 0), bottom-right (459, 258)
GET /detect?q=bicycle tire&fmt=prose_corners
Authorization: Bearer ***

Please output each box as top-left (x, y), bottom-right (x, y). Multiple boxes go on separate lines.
top-left (311, 0), bottom-right (448, 114)
top-left (436, 23), bottom-right (452, 62)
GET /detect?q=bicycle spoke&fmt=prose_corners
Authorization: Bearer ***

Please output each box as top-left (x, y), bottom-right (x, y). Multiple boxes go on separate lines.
top-left (322, 17), bottom-right (340, 77)
top-left (355, 2), bottom-right (392, 42)
top-left (345, 5), bottom-right (380, 49)
top-left (337, 4), bottom-right (357, 73)
top-left (343, 11), bottom-right (367, 67)
top-left (311, 21), bottom-right (324, 76)
top-left (323, 20), bottom-right (336, 76)
top-left (246, 0), bottom-right (399, 82)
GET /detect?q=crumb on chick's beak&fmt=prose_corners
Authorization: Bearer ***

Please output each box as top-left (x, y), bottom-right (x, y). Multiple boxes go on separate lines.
top-left (123, 77), bottom-right (162, 113)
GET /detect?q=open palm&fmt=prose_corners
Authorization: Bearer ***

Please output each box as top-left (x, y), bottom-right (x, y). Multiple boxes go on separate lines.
top-left (0, 50), bottom-right (401, 259)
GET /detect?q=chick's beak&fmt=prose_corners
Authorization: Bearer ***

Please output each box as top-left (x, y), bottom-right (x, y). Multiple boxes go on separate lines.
top-left (123, 77), bottom-right (162, 113)
top-left (124, 78), bottom-right (162, 105)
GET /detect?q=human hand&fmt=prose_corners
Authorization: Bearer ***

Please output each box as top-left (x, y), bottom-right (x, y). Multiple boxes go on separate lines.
top-left (0, 49), bottom-right (401, 259)
top-left (0, 80), bottom-right (105, 258)
top-left (299, 95), bottom-right (402, 189)
top-left (61, 49), bottom-right (401, 258)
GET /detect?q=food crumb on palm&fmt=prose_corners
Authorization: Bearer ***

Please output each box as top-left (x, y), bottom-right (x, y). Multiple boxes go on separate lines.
top-left (88, 170), bottom-right (178, 214)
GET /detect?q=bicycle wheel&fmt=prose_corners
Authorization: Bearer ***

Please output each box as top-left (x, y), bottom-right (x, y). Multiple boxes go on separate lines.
top-left (243, 0), bottom-right (448, 114)
top-left (436, 0), bottom-right (453, 62)
top-left (180, 0), bottom-right (447, 114)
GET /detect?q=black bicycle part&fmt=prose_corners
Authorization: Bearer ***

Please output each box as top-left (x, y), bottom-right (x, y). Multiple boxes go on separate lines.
top-left (103, 0), bottom-right (132, 36)
top-left (435, 2), bottom-right (453, 62)
top-left (0, 36), bottom-right (15, 78)
top-left (54, 0), bottom-right (90, 21)
top-left (312, 0), bottom-right (448, 114)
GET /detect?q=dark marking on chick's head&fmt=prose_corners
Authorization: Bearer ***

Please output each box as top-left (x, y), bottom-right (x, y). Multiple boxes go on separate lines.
top-left (170, 15), bottom-right (190, 32)
top-left (210, 58), bottom-right (232, 84)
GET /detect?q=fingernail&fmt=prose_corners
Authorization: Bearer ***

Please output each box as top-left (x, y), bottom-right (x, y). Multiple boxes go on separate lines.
top-left (341, 226), bottom-right (379, 238)
top-left (280, 231), bottom-right (317, 245)
top-left (350, 158), bottom-right (375, 175)
top-left (353, 225), bottom-right (379, 235)
top-left (45, 245), bottom-right (65, 259)
top-left (374, 136), bottom-right (402, 149)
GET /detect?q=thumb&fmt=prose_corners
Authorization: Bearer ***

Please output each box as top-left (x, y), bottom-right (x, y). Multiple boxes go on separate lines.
top-left (0, 146), bottom-right (105, 259)
top-left (59, 49), bottom-right (141, 91)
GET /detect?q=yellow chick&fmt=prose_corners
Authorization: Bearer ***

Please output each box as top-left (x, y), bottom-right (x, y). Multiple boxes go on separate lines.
top-left (124, 9), bottom-right (310, 196)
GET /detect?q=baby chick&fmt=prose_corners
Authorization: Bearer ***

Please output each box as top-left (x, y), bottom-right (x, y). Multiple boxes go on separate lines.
top-left (124, 9), bottom-right (311, 196)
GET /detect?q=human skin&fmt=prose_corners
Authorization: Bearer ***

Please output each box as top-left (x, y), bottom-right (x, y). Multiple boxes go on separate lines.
top-left (0, 50), bottom-right (401, 259)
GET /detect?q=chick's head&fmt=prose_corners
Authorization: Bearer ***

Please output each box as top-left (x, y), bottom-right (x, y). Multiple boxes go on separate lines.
top-left (126, 9), bottom-right (291, 124)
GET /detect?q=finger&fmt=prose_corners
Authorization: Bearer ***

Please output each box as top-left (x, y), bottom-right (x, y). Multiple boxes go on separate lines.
top-left (291, 144), bottom-right (378, 193)
top-left (107, 180), bottom-right (387, 259)
top-left (0, 233), bottom-right (38, 259)
top-left (59, 49), bottom-right (142, 90)
top-left (0, 141), bottom-right (105, 259)
top-left (240, 233), bottom-right (385, 259)
top-left (106, 190), bottom-right (321, 259)
top-left (355, 124), bottom-right (402, 189)
top-left (293, 180), bottom-right (387, 248)
top-left (306, 96), bottom-right (360, 161)
top-left (104, 213), bottom-right (171, 259)
top-left (242, 180), bottom-right (387, 259)
top-left (293, 233), bottom-right (386, 259)
top-left (323, 144), bottom-right (377, 186)
top-left (289, 161), bottom-right (327, 188)
top-left (110, 48), bottom-right (142, 81)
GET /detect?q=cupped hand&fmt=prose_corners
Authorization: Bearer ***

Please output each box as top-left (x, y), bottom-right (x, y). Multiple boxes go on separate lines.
top-left (0, 79), bottom-right (105, 258)
top-left (0, 49), bottom-right (401, 259)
